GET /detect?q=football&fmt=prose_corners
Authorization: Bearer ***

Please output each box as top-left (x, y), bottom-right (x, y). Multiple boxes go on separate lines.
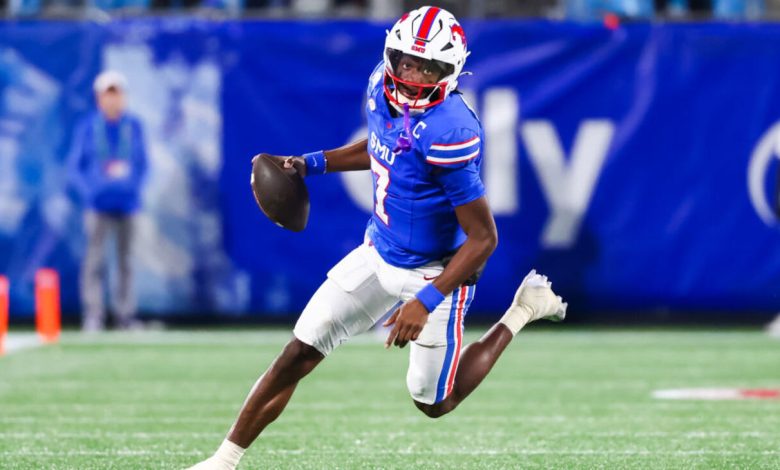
top-left (250, 153), bottom-right (310, 232)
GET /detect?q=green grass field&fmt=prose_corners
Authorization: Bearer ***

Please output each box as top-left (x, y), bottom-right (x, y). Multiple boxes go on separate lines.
top-left (1, 328), bottom-right (779, 469)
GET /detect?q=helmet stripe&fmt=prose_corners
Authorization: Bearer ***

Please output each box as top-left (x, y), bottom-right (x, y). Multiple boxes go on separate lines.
top-left (415, 7), bottom-right (441, 43)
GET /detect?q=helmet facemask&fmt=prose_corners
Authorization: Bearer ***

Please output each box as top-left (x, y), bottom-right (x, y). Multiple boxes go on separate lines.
top-left (383, 48), bottom-right (455, 113)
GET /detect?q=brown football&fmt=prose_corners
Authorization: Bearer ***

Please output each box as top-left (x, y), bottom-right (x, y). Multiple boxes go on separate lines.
top-left (250, 153), bottom-right (310, 232)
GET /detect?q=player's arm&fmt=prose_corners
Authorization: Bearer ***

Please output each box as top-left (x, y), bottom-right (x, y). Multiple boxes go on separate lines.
top-left (273, 138), bottom-right (371, 176)
top-left (424, 129), bottom-right (495, 294)
top-left (321, 138), bottom-right (371, 172)
top-left (431, 196), bottom-right (497, 295)
top-left (385, 128), bottom-right (495, 349)
top-left (384, 197), bottom-right (496, 349)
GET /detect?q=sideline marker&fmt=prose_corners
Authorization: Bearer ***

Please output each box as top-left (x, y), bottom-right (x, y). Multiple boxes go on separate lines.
top-left (35, 268), bottom-right (60, 344)
top-left (0, 275), bottom-right (8, 355)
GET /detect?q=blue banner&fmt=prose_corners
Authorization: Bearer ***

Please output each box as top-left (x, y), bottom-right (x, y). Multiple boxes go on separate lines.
top-left (2, 20), bottom-right (780, 320)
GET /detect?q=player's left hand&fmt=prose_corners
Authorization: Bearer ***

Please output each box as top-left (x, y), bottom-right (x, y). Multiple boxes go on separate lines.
top-left (253, 154), bottom-right (307, 177)
top-left (383, 299), bottom-right (428, 349)
top-left (282, 156), bottom-right (307, 177)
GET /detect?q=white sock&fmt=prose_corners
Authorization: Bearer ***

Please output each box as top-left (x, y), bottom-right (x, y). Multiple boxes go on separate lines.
top-left (499, 305), bottom-right (533, 336)
top-left (212, 439), bottom-right (245, 469)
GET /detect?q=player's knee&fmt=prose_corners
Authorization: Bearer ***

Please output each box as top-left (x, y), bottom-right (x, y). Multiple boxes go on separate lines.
top-left (285, 338), bottom-right (323, 361)
top-left (413, 399), bottom-right (450, 419)
top-left (406, 369), bottom-right (437, 407)
top-left (276, 338), bottom-right (324, 376)
top-left (408, 372), bottom-right (453, 419)
top-left (293, 319), bottom-right (339, 356)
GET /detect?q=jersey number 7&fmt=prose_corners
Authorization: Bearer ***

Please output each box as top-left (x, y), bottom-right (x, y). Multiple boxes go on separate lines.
top-left (371, 157), bottom-right (390, 225)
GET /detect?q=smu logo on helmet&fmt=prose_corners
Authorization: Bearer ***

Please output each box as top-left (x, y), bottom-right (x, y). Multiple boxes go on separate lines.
top-left (451, 24), bottom-right (467, 47)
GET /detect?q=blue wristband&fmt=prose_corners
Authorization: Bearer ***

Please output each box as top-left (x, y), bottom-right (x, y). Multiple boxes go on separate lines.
top-left (303, 151), bottom-right (327, 176)
top-left (415, 283), bottom-right (446, 313)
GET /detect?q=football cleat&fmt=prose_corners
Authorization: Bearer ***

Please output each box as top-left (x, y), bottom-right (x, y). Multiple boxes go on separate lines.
top-left (510, 269), bottom-right (567, 323)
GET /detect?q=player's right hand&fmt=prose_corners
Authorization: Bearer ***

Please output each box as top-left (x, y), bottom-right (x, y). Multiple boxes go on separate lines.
top-left (383, 299), bottom-right (428, 349)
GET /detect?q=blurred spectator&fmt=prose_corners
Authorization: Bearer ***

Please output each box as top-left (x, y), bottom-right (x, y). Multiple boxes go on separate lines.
top-left (663, 0), bottom-right (690, 16)
top-left (566, 0), bottom-right (654, 19)
top-left (713, 0), bottom-right (764, 18)
top-left (3, 0), bottom-right (779, 18)
top-left (91, 0), bottom-right (148, 11)
top-left (151, 0), bottom-right (198, 9)
top-left (7, 0), bottom-right (43, 16)
top-left (653, 0), bottom-right (719, 16)
top-left (67, 71), bottom-right (148, 331)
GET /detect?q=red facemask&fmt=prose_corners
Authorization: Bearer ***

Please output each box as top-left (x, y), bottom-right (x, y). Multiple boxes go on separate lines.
top-left (383, 66), bottom-right (448, 111)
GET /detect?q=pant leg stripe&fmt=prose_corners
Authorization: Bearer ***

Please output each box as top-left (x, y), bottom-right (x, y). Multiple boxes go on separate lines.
top-left (465, 284), bottom-right (476, 311)
top-left (434, 287), bottom-right (461, 403)
top-left (445, 286), bottom-right (469, 396)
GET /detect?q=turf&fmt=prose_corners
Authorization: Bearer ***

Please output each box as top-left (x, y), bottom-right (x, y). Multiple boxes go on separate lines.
top-left (1, 328), bottom-right (779, 469)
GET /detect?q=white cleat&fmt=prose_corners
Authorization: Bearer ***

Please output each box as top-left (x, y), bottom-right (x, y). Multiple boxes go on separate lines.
top-left (185, 457), bottom-right (234, 470)
top-left (511, 269), bottom-right (567, 323)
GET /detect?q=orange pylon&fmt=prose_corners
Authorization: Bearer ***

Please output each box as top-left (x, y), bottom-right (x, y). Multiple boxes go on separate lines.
top-left (0, 275), bottom-right (8, 355)
top-left (35, 269), bottom-right (60, 344)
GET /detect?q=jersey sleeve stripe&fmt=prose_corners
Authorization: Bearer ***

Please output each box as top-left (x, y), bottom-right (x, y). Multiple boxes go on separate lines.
top-left (427, 140), bottom-right (480, 158)
top-left (430, 136), bottom-right (480, 151)
top-left (426, 149), bottom-right (480, 165)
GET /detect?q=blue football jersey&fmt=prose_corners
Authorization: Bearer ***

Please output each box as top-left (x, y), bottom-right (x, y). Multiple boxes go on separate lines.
top-left (363, 62), bottom-right (486, 268)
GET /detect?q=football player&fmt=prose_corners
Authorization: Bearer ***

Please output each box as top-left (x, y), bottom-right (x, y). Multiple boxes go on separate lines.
top-left (188, 6), bottom-right (566, 469)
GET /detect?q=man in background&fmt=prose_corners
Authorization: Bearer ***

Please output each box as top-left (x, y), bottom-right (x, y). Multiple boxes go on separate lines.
top-left (67, 70), bottom-right (148, 331)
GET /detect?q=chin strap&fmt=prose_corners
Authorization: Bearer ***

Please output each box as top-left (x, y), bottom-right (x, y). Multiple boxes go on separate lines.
top-left (393, 103), bottom-right (413, 155)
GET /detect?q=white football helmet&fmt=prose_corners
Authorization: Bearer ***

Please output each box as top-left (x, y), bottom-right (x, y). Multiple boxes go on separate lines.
top-left (383, 6), bottom-right (469, 113)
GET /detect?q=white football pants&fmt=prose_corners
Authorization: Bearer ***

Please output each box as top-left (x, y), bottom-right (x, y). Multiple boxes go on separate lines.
top-left (293, 242), bottom-right (476, 405)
